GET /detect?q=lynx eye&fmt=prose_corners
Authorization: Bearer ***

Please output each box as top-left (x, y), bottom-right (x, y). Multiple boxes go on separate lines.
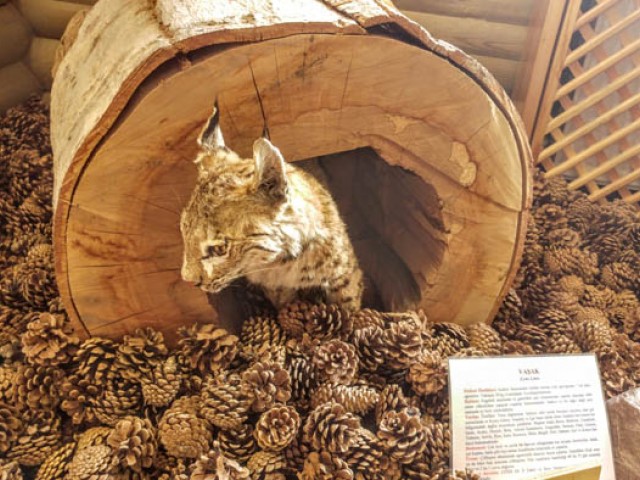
top-left (203, 240), bottom-right (228, 259)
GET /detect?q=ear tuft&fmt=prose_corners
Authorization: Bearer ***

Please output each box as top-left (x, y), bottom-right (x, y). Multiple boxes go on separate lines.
top-left (253, 138), bottom-right (288, 201)
top-left (197, 100), bottom-right (225, 151)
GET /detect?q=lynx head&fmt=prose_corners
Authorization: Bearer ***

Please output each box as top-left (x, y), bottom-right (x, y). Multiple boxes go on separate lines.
top-left (180, 103), bottom-right (295, 292)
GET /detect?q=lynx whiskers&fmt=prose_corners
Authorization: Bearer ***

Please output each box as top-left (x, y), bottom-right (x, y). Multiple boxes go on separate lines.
top-left (180, 103), bottom-right (363, 312)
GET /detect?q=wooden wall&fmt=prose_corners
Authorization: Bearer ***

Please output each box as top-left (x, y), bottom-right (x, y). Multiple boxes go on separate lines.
top-left (0, 0), bottom-right (95, 113)
top-left (395, 0), bottom-right (534, 95)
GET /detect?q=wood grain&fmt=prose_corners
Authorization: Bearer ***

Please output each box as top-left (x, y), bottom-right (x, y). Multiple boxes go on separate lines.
top-left (50, 0), bottom-right (531, 342)
top-left (0, 4), bottom-right (32, 68)
top-left (401, 10), bottom-right (528, 60)
top-left (394, 0), bottom-right (534, 25)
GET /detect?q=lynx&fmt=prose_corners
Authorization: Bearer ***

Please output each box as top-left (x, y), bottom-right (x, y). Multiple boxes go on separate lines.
top-left (180, 104), bottom-right (363, 312)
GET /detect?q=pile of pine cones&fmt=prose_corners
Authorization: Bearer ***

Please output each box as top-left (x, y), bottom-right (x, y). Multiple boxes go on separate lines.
top-left (0, 97), bottom-right (638, 479)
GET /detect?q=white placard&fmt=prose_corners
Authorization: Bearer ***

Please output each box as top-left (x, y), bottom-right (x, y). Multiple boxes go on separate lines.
top-left (449, 354), bottom-right (615, 480)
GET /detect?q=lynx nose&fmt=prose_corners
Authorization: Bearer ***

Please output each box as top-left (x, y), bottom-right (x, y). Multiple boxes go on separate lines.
top-left (181, 261), bottom-right (200, 285)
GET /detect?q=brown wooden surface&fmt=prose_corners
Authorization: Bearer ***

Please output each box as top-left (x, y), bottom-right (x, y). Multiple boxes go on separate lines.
top-left (51, 0), bottom-right (531, 342)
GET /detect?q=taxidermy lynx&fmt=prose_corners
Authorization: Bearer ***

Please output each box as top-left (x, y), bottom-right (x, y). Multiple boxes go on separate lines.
top-left (180, 104), bottom-right (363, 312)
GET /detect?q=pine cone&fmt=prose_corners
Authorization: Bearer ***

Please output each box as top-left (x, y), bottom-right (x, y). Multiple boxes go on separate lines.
top-left (543, 247), bottom-right (597, 281)
top-left (73, 337), bottom-right (118, 380)
top-left (377, 407), bottom-right (426, 464)
top-left (546, 228), bottom-right (581, 248)
top-left (242, 360), bottom-right (291, 413)
top-left (190, 449), bottom-right (250, 480)
top-left (514, 324), bottom-right (547, 352)
top-left (313, 339), bottom-right (358, 385)
top-left (545, 334), bottom-right (582, 354)
top-left (116, 328), bottom-right (167, 379)
top-left (300, 451), bottom-right (354, 480)
top-left (0, 403), bottom-right (22, 453)
top-left (342, 428), bottom-right (385, 475)
top-left (254, 405), bottom-right (300, 452)
top-left (406, 351), bottom-right (448, 396)
top-left (278, 301), bottom-right (350, 341)
top-left (178, 324), bottom-right (238, 374)
top-left (532, 308), bottom-right (572, 337)
top-left (287, 354), bottom-right (319, 411)
top-left (581, 285), bottom-right (617, 310)
top-left (599, 352), bottom-right (633, 399)
top-left (589, 234), bottom-right (623, 264)
top-left (13, 363), bottom-right (64, 411)
top-left (612, 334), bottom-right (640, 383)
top-left (141, 355), bottom-right (182, 408)
top-left (375, 384), bottom-right (409, 426)
top-left (107, 416), bottom-right (157, 471)
top-left (246, 451), bottom-right (287, 480)
top-left (450, 470), bottom-right (481, 480)
top-left (431, 322), bottom-right (469, 358)
top-left (566, 195), bottom-right (596, 233)
top-left (76, 426), bottom-right (112, 451)
top-left (0, 267), bottom-right (28, 310)
top-left (423, 421), bottom-right (451, 465)
top-left (351, 326), bottom-right (386, 372)
top-left (6, 409), bottom-right (62, 466)
top-left (0, 461), bottom-right (22, 480)
top-left (533, 203), bottom-right (568, 233)
top-left (312, 383), bottom-right (379, 415)
top-left (90, 370), bottom-right (143, 426)
top-left (16, 263), bottom-right (57, 310)
top-left (66, 444), bottom-right (117, 480)
top-left (351, 309), bottom-right (387, 330)
top-left (21, 313), bottom-right (79, 366)
top-left (463, 323), bottom-right (500, 355)
top-left (557, 275), bottom-right (586, 298)
top-left (34, 441), bottom-right (76, 480)
top-left (217, 424), bottom-right (257, 463)
top-left (282, 432), bottom-right (311, 472)
top-left (501, 340), bottom-right (535, 356)
top-left (158, 396), bottom-right (212, 459)
top-left (0, 307), bottom-right (35, 346)
top-left (200, 373), bottom-right (251, 431)
top-left (380, 318), bottom-right (423, 369)
top-left (572, 319), bottom-right (613, 355)
top-left (612, 290), bottom-right (638, 310)
top-left (600, 262), bottom-right (637, 292)
top-left (573, 306), bottom-right (609, 326)
top-left (239, 316), bottom-right (286, 361)
top-left (303, 402), bottom-right (360, 453)
top-left (0, 366), bottom-right (15, 405)
top-left (623, 307), bottom-right (640, 342)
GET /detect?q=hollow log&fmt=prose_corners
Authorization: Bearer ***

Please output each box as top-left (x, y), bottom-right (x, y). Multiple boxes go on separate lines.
top-left (51, 0), bottom-right (532, 343)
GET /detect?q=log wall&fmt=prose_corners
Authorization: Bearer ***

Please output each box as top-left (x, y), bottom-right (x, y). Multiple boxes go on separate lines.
top-left (0, 0), bottom-right (95, 112)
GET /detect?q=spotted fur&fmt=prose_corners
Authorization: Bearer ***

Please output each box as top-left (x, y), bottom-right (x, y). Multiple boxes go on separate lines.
top-left (180, 105), bottom-right (363, 312)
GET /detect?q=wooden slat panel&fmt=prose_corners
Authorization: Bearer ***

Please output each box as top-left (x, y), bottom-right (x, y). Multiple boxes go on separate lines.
top-left (575, 0), bottom-right (621, 28)
top-left (565, 8), bottom-right (640, 65)
top-left (395, 0), bottom-right (534, 25)
top-left (511, 0), bottom-right (569, 136)
top-left (401, 10), bottom-right (528, 60)
top-left (556, 35), bottom-right (640, 98)
top-left (549, 66), bottom-right (640, 130)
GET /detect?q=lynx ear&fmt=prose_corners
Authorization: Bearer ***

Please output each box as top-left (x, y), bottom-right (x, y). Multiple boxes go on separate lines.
top-left (253, 138), bottom-right (288, 201)
top-left (197, 101), bottom-right (225, 151)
